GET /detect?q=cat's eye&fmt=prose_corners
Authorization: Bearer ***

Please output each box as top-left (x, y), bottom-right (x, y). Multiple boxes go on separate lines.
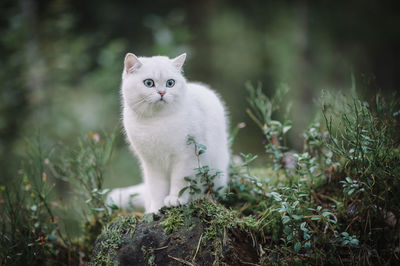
top-left (166, 79), bottom-right (175, 88)
top-left (143, 79), bottom-right (155, 87)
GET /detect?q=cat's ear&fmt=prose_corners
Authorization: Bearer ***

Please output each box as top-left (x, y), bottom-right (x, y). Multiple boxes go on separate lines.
top-left (124, 53), bottom-right (142, 74)
top-left (172, 53), bottom-right (186, 71)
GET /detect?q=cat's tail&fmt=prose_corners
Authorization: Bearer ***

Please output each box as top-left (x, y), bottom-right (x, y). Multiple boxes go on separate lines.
top-left (106, 183), bottom-right (146, 210)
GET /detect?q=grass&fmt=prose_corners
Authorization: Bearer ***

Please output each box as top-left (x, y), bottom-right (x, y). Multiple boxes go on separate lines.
top-left (0, 82), bottom-right (399, 265)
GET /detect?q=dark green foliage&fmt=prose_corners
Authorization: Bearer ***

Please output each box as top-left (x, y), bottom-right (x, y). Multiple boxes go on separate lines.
top-left (322, 92), bottom-right (400, 261)
top-left (0, 137), bottom-right (73, 265)
top-left (223, 85), bottom-right (400, 264)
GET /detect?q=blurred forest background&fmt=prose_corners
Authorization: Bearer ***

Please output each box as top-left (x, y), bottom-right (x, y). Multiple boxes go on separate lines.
top-left (1, 0), bottom-right (399, 188)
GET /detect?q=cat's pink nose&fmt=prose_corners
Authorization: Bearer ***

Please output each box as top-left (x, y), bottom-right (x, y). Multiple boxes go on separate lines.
top-left (158, 91), bottom-right (165, 97)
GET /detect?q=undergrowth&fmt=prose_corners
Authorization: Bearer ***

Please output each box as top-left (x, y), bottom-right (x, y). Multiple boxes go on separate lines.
top-left (0, 132), bottom-right (119, 264)
top-left (0, 82), bottom-right (399, 265)
top-left (221, 83), bottom-right (400, 264)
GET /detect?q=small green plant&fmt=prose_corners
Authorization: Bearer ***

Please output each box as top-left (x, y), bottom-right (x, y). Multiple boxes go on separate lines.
top-left (323, 91), bottom-right (400, 242)
top-left (340, 177), bottom-right (365, 196)
top-left (179, 135), bottom-right (223, 199)
top-left (294, 152), bottom-right (323, 186)
top-left (246, 82), bottom-right (292, 170)
top-left (54, 131), bottom-right (119, 222)
top-left (334, 231), bottom-right (359, 247)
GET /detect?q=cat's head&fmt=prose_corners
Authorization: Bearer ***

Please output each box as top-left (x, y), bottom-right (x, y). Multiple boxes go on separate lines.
top-left (121, 53), bottom-right (187, 116)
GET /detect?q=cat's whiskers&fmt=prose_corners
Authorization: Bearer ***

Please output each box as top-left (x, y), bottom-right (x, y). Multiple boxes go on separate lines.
top-left (135, 99), bottom-right (152, 120)
top-left (131, 95), bottom-right (154, 117)
top-left (149, 102), bottom-right (155, 118)
top-left (132, 95), bottom-right (152, 109)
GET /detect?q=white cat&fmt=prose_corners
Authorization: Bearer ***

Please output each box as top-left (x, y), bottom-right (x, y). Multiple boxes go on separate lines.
top-left (107, 53), bottom-right (230, 213)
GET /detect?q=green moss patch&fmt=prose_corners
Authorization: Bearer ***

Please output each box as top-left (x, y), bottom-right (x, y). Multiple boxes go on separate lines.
top-left (91, 216), bottom-right (137, 265)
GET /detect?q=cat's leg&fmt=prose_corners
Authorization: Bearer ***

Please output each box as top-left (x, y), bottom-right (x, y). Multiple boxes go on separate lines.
top-left (143, 168), bottom-right (170, 213)
top-left (164, 159), bottom-right (195, 207)
top-left (106, 183), bottom-right (146, 210)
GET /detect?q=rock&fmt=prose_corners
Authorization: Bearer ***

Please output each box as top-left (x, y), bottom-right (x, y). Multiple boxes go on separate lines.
top-left (90, 199), bottom-right (259, 265)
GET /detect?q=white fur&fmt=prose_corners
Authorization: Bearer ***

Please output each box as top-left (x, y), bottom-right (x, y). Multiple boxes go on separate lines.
top-left (107, 53), bottom-right (230, 213)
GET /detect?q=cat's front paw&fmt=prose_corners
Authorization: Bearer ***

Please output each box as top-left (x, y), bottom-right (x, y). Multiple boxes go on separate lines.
top-left (164, 195), bottom-right (187, 207)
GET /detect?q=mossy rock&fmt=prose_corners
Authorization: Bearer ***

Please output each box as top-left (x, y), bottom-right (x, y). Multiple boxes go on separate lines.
top-left (90, 199), bottom-right (259, 265)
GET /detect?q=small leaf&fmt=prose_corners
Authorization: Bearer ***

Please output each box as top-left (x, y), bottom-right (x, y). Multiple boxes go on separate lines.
top-left (294, 242), bottom-right (301, 253)
top-left (328, 219), bottom-right (337, 224)
top-left (106, 202), bottom-right (119, 210)
top-left (292, 214), bottom-right (303, 220)
top-left (308, 166), bottom-right (316, 174)
top-left (322, 211), bottom-right (332, 217)
top-left (350, 238), bottom-right (359, 247)
top-left (178, 187), bottom-right (188, 197)
top-left (99, 189), bottom-right (110, 195)
top-left (48, 234), bottom-right (57, 241)
top-left (283, 226), bottom-right (291, 235)
top-left (193, 186), bottom-right (201, 194)
top-left (283, 124), bottom-right (292, 134)
top-left (300, 222), bottom-right (307, 231)
top-left (270, 192), bottom-right (282, 202)
top-left (341, 232), bottom-right (349, 237)
top-left (282, 216), bottom-right (291, 224)
top-left (197, 144), bottom-right (207, 151)
top-left (91, 208), bottom-right (105, 212)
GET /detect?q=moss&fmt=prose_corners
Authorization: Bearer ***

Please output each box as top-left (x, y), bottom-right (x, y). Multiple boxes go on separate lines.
top-left (91, 199), bottom-right (260, 265)
top-left (141, 245), bottom-right (156, 266)
top-left (187, 199), bottom-right (261, 263)
top-left (91, 216), bottom-right (137, 265)
top-left (159, 208), bottom-right (184, 234)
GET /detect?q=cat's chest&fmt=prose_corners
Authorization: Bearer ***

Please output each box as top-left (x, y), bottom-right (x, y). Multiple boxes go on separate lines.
top-left (125, 116), bottom-right (187, 157)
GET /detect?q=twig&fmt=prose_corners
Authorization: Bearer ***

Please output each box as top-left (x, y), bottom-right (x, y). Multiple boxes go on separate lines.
top-left (239, 259), bottom-right (261, 266)
top-left (192, 233), bottom-right (203, 262)
top-left (239, 202), bottom-right (250, 213)
top-left (246, 108), bottom-right (264, 130)
top-left (345, 216), bottom-right (360, 232)
top-left (168, 255), bottom-right (197, 266)
top-left (317, 193), bottom-right (340, 204)
top-left (150, 245), bottom-right (168, 251)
